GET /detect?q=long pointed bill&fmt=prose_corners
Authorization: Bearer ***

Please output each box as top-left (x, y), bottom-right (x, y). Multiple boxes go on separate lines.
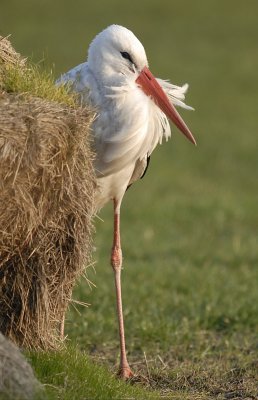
top-left (136, 66), bottom-right (196, 145)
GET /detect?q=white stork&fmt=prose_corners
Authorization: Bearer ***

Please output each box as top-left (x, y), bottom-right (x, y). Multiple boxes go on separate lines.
top-left (57, 24), bottom-right (196, 379)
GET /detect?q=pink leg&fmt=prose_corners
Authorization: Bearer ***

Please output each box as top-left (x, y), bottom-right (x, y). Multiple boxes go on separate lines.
top-left (111, 199), bottom-right (133, 379)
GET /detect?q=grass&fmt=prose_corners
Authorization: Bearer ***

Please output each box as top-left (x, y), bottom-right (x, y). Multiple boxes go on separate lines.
top-left (28, 348), bottom-right (157, 400)
top-left (0, 56), bottom-right (76, 107)
top-left (1, 0), bottom-right (258, 399)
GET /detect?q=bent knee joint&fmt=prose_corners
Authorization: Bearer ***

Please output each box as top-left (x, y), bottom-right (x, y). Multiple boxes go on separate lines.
top-left (111, 246), bottom-right (123, 269)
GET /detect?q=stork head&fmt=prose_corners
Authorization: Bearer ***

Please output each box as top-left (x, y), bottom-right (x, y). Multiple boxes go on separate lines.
top-left (88, 25), bottom-right (147, 83)
top-left (88, 25), bottom-right (196, 145)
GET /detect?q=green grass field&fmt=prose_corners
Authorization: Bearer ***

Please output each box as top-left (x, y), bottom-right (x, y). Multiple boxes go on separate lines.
top-left (1, 1), bottom-right (258, 399)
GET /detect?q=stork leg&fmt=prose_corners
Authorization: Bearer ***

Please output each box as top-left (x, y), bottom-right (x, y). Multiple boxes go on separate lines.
top-left (111, 199), bottom-right (134, 379)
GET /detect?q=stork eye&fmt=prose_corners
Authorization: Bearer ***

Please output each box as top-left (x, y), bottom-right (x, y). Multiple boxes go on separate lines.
top-left (120, 51), bottom-right (133, 64)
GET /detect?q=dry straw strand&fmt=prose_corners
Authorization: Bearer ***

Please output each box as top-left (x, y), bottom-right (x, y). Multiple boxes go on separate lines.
top-left (0, 35), bottom-right (26, 67)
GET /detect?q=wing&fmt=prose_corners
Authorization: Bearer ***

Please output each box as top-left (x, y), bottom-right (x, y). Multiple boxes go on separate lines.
top-left (126, 155), bottom-right (151, 190)
top-left (56, 62), bottom-right (96, 105)
top-left (56, 63), bottom-right (86, 86)
top-left (140, 155), bottom-right (151, 179)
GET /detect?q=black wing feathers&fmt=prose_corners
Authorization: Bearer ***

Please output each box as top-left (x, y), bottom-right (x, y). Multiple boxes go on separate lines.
top-left (126, 155), bottom-right (151, 191)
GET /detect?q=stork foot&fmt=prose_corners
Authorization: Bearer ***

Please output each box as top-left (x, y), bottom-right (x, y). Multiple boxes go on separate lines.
top-left (117, 365), bottom-right (134, 380)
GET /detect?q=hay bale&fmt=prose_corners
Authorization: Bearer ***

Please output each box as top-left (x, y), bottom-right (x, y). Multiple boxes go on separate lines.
top-left (0, 333), bottom-right (42, 399)
top-left (0, 89), bottom-right (95, 348)
top-left (0, 35), bottom-right (96, 349)
top-left (0, 35), bottom-right (26, 67)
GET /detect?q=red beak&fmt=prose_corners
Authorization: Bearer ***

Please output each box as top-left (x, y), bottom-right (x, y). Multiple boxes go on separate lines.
top-left (136, 66), bottom-right (196, 145)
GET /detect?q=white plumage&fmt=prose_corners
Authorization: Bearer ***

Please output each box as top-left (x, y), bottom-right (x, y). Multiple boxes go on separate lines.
top-left (57, 25), bottom-right (193, 211)
top-left (57, 24), bottom-right (195, 378)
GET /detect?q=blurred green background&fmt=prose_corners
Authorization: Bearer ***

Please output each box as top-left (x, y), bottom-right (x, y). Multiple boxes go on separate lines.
top-left (1, 0), bottom-right (257, 397)
top-left (1, 0), bottom-right (257, 190)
